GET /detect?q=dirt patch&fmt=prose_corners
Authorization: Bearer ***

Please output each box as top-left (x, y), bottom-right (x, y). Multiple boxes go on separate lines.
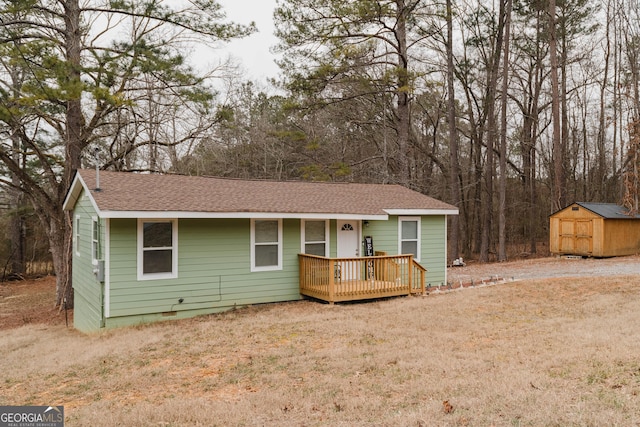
top-left (0, 276), bottom-right (69, 330)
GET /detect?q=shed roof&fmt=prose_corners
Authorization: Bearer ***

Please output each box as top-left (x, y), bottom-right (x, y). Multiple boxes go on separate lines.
top-left (561, 202), bottom-right (640, 219)
top-left (63, 169), bottom-right (458, 219)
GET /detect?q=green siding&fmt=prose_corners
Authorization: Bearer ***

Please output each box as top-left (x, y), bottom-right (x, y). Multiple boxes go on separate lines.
top-left (74, 212), bottom-right (449, 332)
top-left (106, 218), bottom-right (302, 326)
top-left (420, 216), bottom-right (448, 286)
top-left (363, 218), bottom-right (397, 254)
top-left (329, 220), bottom-right (337, 257)
top-left (362, 216), bottom-right (447, 286)
top-left (71, 190), bottom-right (104, 332)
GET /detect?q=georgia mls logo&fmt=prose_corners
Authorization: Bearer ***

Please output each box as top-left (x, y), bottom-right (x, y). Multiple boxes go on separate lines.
top-left (0, 405), bottom-right (64, 427)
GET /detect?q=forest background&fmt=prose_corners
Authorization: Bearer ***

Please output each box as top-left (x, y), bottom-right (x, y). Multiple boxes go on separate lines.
top-left (0, 0), bottom-right (639, 308)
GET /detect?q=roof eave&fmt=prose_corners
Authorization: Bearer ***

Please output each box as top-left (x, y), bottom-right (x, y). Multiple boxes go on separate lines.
top-left (62, 172), bottom-right (83, 211)
top-left (384, 208), bottom-right (459, 216)
top-left (96, 211), bottom-right (390, 220)
top-left (95, 209), bottom-right (459, 219)
top-left (62, 172), bottom-right (102, 215)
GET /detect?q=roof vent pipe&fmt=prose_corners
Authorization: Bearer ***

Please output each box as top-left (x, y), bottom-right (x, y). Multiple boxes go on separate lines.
top-left (94, 147), bottom-right (101, 192)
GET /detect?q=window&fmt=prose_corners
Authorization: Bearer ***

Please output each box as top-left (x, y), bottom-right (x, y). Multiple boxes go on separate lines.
top-left (91, 217), bottom-right (100, 264)
top-left (399, 217), bottom-right (421, 261)
top-left (138, 219), bottom-right (178, 280)
top-left (74, 215), bottom-right (81, 255)
top-left (302, 220), bottom-right (328, 256)
top-left (251, 219), bottom-right (282, 271)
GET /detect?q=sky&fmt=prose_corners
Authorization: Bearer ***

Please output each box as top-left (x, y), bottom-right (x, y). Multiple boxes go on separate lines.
top-left (216, 0), bottom-right (280, 82)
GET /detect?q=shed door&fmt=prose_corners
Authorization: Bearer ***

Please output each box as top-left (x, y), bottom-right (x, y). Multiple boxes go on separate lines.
top-left (559, 219), bottom-right (593, 254)
top-left (559, 219), bottom-right (575, 253)
top-left (575, 220), bottom-right (593, 254)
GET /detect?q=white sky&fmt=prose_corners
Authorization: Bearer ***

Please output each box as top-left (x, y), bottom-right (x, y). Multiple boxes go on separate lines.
top-left (217, 0), bottom-right (280, 82)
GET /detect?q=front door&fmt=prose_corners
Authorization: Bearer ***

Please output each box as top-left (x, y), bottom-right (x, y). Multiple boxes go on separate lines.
top-left (337, 220), bottom-right (360, 257)
top-left (337, 220), bottom-right (360, 280)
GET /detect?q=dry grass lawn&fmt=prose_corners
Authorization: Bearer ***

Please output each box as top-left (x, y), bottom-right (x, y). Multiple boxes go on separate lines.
top-left (1, 275), bottom-right (640, 426)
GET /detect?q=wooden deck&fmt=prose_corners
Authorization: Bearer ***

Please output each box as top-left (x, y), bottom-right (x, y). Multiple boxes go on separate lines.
top-left (298, 254), bottom-right (426, 303)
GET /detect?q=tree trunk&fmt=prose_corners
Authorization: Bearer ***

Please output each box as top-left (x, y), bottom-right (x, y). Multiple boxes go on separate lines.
top-left (529, 8), bottom-right (545, 253)
top-left (8, 51), bottom-right (26, 278)
top-left (520, 48), bottom-right (542, 256)
top-left (9, 111), bottom-right (25, 278)
top-left (460, 79), bottom-right (481, 257)
top-left (623, 7), bottom-right (640, 213)
top-left (529, 57), bottom-right (542, 254)
top-left (498, 0), bottom-right (512, 262)
top-left (479, 119), bottom-right (494, 262)
top-left (560, 9), bottom-right (570, 206)
top-left (596, 3), bottom-right (611, 201)
top-left (480, 0), bottom-right (507, 263)
top-left (611, 0), bottom-right (620, 196)
top-left (395, 0), bottom-right (410, 187)
top-left (56, 0), bottom-right (84, 307)
top-left (446, 0), bottom-right (460, 263)
top-left (472, 112), bottom-right (483, 255)
top-left (549, 0), bottom-right (564, 211)
top-left (8, 183), bottom-right (26, 278)
top-left (45, 209), bottom-right (74, 309)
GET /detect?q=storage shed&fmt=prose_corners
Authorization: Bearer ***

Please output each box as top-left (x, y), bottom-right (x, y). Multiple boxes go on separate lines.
top-left (549, 202), bottom-right (640, 257)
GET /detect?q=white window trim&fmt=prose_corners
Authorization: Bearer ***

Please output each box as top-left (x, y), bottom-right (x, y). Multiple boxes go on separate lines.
top-left (74, 215), bottom-right (81, 256)
top-left (91, 216), bottom-right (100, 266)
top-left (300, 219), bottom-right (329, 257)
top-left (137, 218), bottom-right (178, 281)
top-left (251, 218), bottom-right (283, 272)
top-left (398, 216), bottom-right (421, 261)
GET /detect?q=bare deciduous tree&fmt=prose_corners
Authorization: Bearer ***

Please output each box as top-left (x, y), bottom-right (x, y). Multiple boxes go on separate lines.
top-left (0, 0), bottom-right (253, 306)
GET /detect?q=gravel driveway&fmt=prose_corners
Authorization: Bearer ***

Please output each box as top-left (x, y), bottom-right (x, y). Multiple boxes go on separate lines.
top-left (447, 254), bottom-right (640, 285)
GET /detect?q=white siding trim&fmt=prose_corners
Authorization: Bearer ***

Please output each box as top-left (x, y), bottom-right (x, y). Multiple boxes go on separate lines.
top-left (104, 218), bottom-right (110, 318)
top-left (443, 216), bottom-right (448, 288)
top-left (63, 174), bottom-right (101, 215)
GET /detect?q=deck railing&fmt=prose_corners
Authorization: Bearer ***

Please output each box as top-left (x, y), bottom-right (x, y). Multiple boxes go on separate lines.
top-left (298, 254), bottom-right (426, 303)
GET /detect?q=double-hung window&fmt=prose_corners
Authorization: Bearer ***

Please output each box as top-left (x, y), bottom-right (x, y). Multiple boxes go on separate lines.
top-left (251, 219), bottom-right (282, 271)
top-left (301, 220), bottom-right (328, 257)
top-left (91, 217), bottom-right (100, 264)
top-left (74, 215), bottom-right (81, 256)
top-left (399, 217), bottom-right (421, 261)
top-left (138, 219), bottom-right (178, 280)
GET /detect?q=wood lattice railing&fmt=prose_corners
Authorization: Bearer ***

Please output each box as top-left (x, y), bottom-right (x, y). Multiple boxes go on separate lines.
top-left (298, 254), bottom-right (426, 303)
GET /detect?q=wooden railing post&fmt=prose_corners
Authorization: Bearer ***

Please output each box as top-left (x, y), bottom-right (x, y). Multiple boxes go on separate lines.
top-left (407, 255), bottom-right (412, 296)
top-left (298, 255), bottom-right (304, 293)
top-left (328, 258), bottom-right (335, 304)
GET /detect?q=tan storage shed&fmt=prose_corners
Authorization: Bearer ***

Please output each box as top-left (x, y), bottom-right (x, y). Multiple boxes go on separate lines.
top-left (550, 202), bottom-right (640, 257)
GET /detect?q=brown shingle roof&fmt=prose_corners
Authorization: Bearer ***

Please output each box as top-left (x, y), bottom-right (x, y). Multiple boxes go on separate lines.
top-left (67, 169), bottom-right (457, 217)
